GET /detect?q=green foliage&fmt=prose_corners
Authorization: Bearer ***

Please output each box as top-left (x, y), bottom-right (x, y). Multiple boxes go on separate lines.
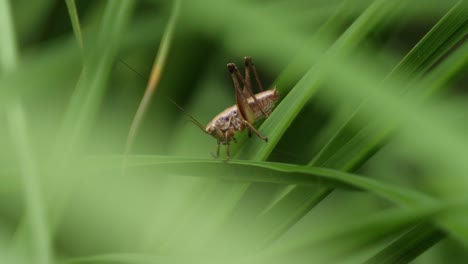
top-left (0, 0), bottom-right (467, 263)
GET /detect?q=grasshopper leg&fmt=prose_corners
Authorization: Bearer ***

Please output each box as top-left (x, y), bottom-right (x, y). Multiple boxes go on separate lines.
top-left (211, 141), bottom-right (220, 158)
top-left (243, 120), bottom-right (268, 142)
top-left (228, 63), bottom-right (256, 124)
top-left (226, 143), bottom-right (230, 160)
top-left (246, 56), bottom-right (264, 92)
top-left (244, 57), bottom-right (268, 118)
top-left (224, 131), bottom-right (231, 160)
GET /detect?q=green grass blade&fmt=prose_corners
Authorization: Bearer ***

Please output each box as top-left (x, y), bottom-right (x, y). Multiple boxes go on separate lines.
top-left (89, 155), bottom-right (433, 207)
top-left (0, 0), bottom-right (19, 71)
top-left (237, 0), bottom-right (404, 160)
top-left (364, 224), bottom-right (445, 264)
top-left (312, 0), bottom-right (468, 169)
top-left (2, 0), bottom-right (467, 262)
top-left (1, 1), bottom-right (52, 262)
top-left (12, 0), bottom-right (57, 43)
top-left (41, 0), bottom-right (137, 235)
top-left (124, 0), bottom-right (182, 161)
top-left (56, 0), bottom-right (137, 157)
top-left (274, 0), bottom-right (359, 94)
top-left (257, 205), bottom-right (452, 264)
top-left (251, 0), bottom-right (468, 247)
top-left (61, 253), bottom-right (223, 264)
top-left (6, 103), bottom-right (53, 264)
top-left (65, 0), bottom-right (83, 50)
top-left (217, 0), bottom-right (407, 236)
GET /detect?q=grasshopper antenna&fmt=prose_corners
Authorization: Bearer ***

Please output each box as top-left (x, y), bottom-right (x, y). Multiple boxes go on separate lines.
top-left (167, 97), bottom-right (208, 134)
top-left (119, 61), bottom-right (208, 134)
top-left (119, 59), bottom-right (148, 81)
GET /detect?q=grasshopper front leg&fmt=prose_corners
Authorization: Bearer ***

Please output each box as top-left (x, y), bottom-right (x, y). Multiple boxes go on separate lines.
top-left (224, 131), bottom-right (232, 160)
top-left (214, 140), bottom-right (220, 158)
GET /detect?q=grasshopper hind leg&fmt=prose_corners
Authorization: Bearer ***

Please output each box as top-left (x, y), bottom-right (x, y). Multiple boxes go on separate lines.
top-left (243, 120), bottom-right (268, 142)
top-left (244, 56), bottom-right (268, 118)
top-left (245, 56), bottom-right (264, 92)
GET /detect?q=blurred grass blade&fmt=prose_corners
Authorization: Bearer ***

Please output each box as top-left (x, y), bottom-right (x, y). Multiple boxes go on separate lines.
top-left (364, 224), bottom-right (445, 264)
top-left (249, 0), bottom-right (468, 248)
top-left (56, 0), bottom-right (136, 157)
top-left (237, 0), bottom-right (404, 160)
top-left (223, 0), bottom-right (410, 242)
top-left (120, 2), bottom-right (182, 244)
top-left (12, 0), bottom-right (57, 43)
top-left (90, 155), bottom-right (433, 207)
top-left (0, 38), bottom-right (81, 105)
top-left (124, 0), bottom-right (181, 157)
top-left (6, 102), bottom-right (53, 264)
top-left (274, 0), bottom-right (355, 92)
top-left (258, 205), bottom-right (452, 264)
top-left (1, 1), bottom-right (52, 263)
top-left (313, 0), bottom-right (467, 169)
top-left (204, 0), bottom-right (408, 239)
top-left (0, 0), bottom-right (19, 71)
top-left (1, 0), bottom-right (467, 262)
top-left (61, 253), bottom-right (223, 264)
top-left (45, 0), bottom-right (137, 234)
top-left (65, 0), bottom-right (83, 50)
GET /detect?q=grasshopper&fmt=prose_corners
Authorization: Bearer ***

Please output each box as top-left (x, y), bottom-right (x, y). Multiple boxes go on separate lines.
top-left (174, 57), bottom-right (279, 159)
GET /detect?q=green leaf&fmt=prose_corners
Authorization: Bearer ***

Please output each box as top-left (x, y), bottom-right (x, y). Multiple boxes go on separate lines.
top-left (364, 224), bottom-right (445, 264)
top-left (89, 155), bottom-right (432, 207)
top-left (65, 0), bottom-right (84, 50)
top-left (56, 0), bottom-right (137, 157)
top-left (256, 205), bottom-right (451, 264)
top-left (251, 0), bottom-right (468, 248)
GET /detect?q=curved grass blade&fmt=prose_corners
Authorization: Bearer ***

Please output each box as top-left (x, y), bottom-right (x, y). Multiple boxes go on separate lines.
top-left (237, 0), bottom-right (404, 160)
top-left (6, 103), bottom-right (53, 264)
top-left (256, 205), bottom-right (453, 264)
top-left (313, 0), bottom-right (468, 168)
top-left (89, 155), bottom-right (433, 207)
top-left (0, 0), bottom-right (19, 71)
top-left (220, 0), bottom-right (414, 243)
top-left (123, 0), bottom-right (181, 158)
top-left (61, 253), bottom-right (209, 264)
top-left (250, 1), bottom-right (468, 248)
top-left (65, 0), bottom-right (84, 50)
top-left (364, 224), bottom-right (445, 264)
top-left (55, 0), bottom-right (137, 157)
top-left (202, 0), bottom-right (408, 237)
top-left (47, 0), bottom-right (137, 234)
top-left (1, 1), bottom-right (52, 262)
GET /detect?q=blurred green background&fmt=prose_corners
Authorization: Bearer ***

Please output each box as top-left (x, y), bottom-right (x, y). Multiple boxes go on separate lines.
top-left (0, 0), bottom-right (467, 263)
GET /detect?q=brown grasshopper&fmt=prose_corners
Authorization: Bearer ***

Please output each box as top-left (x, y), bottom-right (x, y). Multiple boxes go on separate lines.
top-left (174, 57), bottom-right (279, 159)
